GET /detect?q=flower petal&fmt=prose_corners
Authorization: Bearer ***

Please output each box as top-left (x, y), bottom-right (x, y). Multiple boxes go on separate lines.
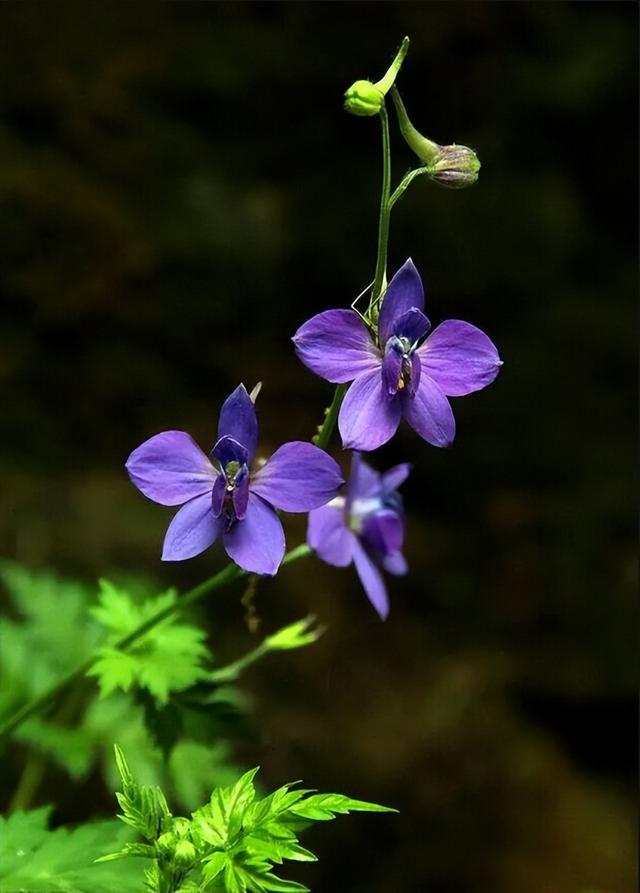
top-left (223, 493), bottom-right (285, 575)
top-left (162, 493), bottom-right (223, 561)
top-left (381, 463), bottom-right (412, 492)
top-left (418, 320), bottom-right (502, 396)
top-left (126, 431), bottom-right (217, 506)
top-left (211, 435), bottom-right (249, 468)
top-left (307, 502), bottom-right (355, 567)
top-left (382, 339), bottom-right (403, 396)
top-left (218, 385), bottom-right (258, 460)
top-left (382, 551), bottom-right (408, 576)
top-left (232, 471), bottom-right (250, 520)
top-left (339, 369), bottom-right (402, 451)
top-left (378, 259), bottom-right (425, 346)
top-left (402, 375), bottom-right (456, 447)
top-left (361, 509), bottom-right (404, 557)
top-left (250, 441), bottom-right (343, 512)
top-left (352, 539), bottom-right (389, 620)
top-left (293, 309), bottom-right (380, 384)
top-left (393, 307), bottom-right (431, 343)
top-left (346, 452), bottom-right (381, 507)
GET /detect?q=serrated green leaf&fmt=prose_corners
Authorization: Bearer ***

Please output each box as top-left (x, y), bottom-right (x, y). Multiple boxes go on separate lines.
top-left (87, 583), bottom-right (211, 706)
top-left (287, 792), bottom-right (397, 821)
top-left (201, 850), bottom-right (228, 884)
top-left (0, 809), bottom-right (147, 893)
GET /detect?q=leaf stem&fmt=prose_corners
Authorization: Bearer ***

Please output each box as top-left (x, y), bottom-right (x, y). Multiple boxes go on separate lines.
top-left (0, 544), bottom-right (312, 743)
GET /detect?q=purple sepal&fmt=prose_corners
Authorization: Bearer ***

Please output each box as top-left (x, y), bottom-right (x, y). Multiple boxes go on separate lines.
top-left (292, 309), bottom-right (380, 384)
top-left (223, 492), bottom-right (285, 576)
top-left (352, 539), bottom-right (389, 620)
top-left (378, 259), bottom-right (425, 346)
top-left (339, 368), bottom-right (402, 451)
top-left (347, 451), bottom-right (380, 506)
top-left (382, 551), bottom-right (408, 575)
top-left (403, 374), bottom-right (455, 447)
top-left (126, 431), bottom-right (217, 507)
top-left (381, 463), bottom-right (412, 492)
top-left (162, 493), bottom-right (223, 561)
top-left (307, 503), bottom-right (354, 567)
top-left (217, 385), bottom-right (258, 461)
top-left (250, 441), bottom-right (343, 512)
top-left (418, 319), bottom-right (502, 396)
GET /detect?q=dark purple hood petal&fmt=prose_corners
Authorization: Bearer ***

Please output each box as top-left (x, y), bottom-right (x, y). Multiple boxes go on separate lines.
top-left (292, 309), bottom-right (380, 384)
top-left (392, 307), bottom-right (431, 343)
top-left (360, 508), bottom-right (404, 557)
top-left (378, 259), bottom-right (425, 346)
top-left (211, 435), bottom-right (249, 468)
top-left (126, 431), bottom-right (218, 506)
top-left (250, 441), bottom-right (343, 512)
top-left (217, 384), bottom-right (258, 461)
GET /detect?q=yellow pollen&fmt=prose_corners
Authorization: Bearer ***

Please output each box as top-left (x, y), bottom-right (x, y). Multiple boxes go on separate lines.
top-left (397, 377), bottom-right (405, 390)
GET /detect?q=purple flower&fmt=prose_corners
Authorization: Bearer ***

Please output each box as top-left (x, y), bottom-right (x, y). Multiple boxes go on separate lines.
top-left (307, 452), bottom-right (411, 619)
top-left (293, 259), bottom-right (502, 451)
top-left (126, 385), bottom-right (344, 576)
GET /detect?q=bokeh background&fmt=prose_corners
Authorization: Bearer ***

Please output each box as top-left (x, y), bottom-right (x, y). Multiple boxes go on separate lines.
top-left (0, 2), bottom-right (636, 891)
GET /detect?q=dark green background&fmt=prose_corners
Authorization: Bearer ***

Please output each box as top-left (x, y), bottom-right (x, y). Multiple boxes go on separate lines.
top-left (0, 3), bottom-right (636, 891)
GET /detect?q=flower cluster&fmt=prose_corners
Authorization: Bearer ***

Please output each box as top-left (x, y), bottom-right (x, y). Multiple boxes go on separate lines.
top-left (126, 257), bottom-right (501, 616)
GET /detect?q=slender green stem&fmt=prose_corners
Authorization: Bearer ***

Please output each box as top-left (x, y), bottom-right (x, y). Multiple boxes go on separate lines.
top-left (389, 166), bottom-right (429, 209)
top-left (207, 642), bottom-right (270, 683)
top-left (0, 544), bottom-right (311, 743)
top-left (8, 753), bottom-right (47, 812)
top-left (314, 384), bottom-right (346, 450)
top-left (370, 105), bottom-right (392, 311)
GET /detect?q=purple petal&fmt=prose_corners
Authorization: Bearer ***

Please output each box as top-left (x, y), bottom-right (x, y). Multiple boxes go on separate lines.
top-left (352, 540), bottom-right (389, 620)
top-left (361, 509), bottom-right (404, 557)
top-left (126, 431), bottom-right (217, 506)
top-left (393, 308), bottom-right (431, 343)
top-left (211, 475), bottom-right (226, 517)
top-left (162, 493), bottom-right (223, 561)
top-left (339, 369), bottom-right (402, 451)
top-left (307, 502), bottom-right (355, 567)
top-left (211, 435), bottom-right (249, 468)
top-left (292, 309), bottom-right (380, 384)
top-left (381, 463), bottom-right (412, 492)
top-left (382, 551), bottom-right (408, 576)
top-left (250, 441), bottom-right (343, 512)
top-left (378, 259), bottom-right (425, 346)
top-left (406, 351), bottom-right (421, 397)
top-left (346, 452), bottom-right (381, 507)
top-left (402, 375), bottom-right (456, 448)
top-left (223, 493), bottom-right (285, 575)
top-left (232, 471), bottom-right (250, 520)
top-left (218, 385), bottom-right (258, 460)
top-left (382, 340), bottom-right (403, 396)
top-left (418, 320), bottom-right (502, 397)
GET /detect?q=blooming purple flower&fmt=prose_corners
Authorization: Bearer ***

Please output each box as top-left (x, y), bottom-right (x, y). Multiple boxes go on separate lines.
top-left (293, 259), bottom-right (502, 451)
top-left (307, 452), bottom-right (410, 619)
top-left (126, 385), bottom-right (344, 576)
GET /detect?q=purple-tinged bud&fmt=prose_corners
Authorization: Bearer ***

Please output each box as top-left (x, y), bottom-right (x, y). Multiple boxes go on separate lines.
top-left (427, 144), bottom-right (480, 189)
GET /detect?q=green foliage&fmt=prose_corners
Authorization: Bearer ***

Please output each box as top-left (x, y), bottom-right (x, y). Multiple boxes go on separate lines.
top-left (0, 807), bottom-right (147, 893)
top-left (87, 580), bottom-right (211, 705)
top-left (105, 747), bottom-right (396, 893)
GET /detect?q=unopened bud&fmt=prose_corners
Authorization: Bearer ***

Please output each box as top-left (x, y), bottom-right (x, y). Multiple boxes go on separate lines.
top-left (428, 144), bottom-right (480, 189)
top-left (344, 37), bottom-right (409, 117)
top-left (174, 839), bottom-right (196, 868)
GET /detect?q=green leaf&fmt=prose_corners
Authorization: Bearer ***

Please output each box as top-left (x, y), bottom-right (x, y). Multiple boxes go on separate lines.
top-left (87, 582), bottom-right (211, 706)
top-left (0, 808), bottom-right (147, 893)
top-left (194, 768), bottom-right (259, 847)
top-left (286, 792), bottom-right (397, 821)
top-left (113, 744), bottom-right (171, 841)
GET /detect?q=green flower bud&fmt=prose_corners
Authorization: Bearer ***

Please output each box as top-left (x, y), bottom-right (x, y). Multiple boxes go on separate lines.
top-left (427, 144), bottom-right (480, 189)
top-left (156, 831), bottom-right (175, 858)
top-left (173, 838), bottom-right (197, 868)
top-left (344, 80), bottom-right (385, 116)
top-left (344, 37), bottom-right (409, 117)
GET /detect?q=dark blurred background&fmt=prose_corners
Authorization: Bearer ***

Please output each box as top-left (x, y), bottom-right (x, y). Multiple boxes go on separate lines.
top-left (0, 2), bottom-right (636, 891)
